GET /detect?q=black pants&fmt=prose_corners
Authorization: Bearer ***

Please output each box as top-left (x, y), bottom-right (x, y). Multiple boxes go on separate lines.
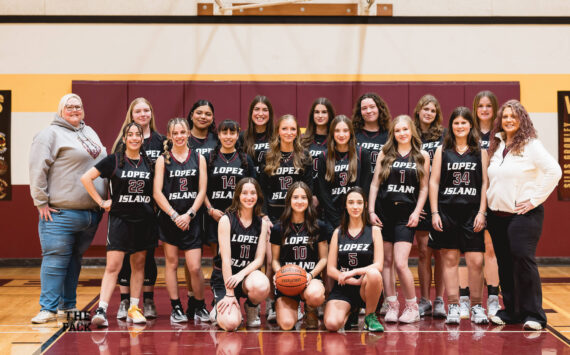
top-left (487, 205), bottom-right (546, 326)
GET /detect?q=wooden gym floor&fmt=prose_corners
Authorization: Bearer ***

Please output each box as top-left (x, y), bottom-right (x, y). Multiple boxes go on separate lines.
top-left (1, 265), bottom-right (569, 354)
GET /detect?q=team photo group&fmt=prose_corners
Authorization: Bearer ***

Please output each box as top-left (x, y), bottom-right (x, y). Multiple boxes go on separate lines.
top-left (29, 90), bottom-right (561, 333)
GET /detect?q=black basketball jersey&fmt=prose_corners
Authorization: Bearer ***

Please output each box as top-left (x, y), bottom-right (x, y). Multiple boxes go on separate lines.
top-left (356, 129), bottom-right (388, 174)
top-left (95, 153), bottom-right (154, 221)
top-left (240, 131), bottom-right (270, 174)
top-left (316, 147), bottom-right (371, 227)
top-left (336, 225), bottom-right (374, 273)
top-left (161, 149), bottom-right (201, 213)
top-left (213, 212), bottom-right (263, 275)
top-left (438, 149), bottom-right (483, 205)
top-left (308, 134), bottom-right (327, 178)
top-left (207, 151), bottom-right (255, 212)
top-left (189, 132), bottom-right (218, 157)
top-left (480, 131), bottom-right (490, 150)
top-left (378, 153), bottom-right (420, 205)
top-left (421, 132), bottom-right (444, 162)
top-left (260, 152), bottom-right (313, 219)
top-left (143, 131), bottom-right (165, 163)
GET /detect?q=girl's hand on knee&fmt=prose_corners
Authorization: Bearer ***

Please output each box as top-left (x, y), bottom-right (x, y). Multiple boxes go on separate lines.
top-left (226, 273), bottom-right (244, 289)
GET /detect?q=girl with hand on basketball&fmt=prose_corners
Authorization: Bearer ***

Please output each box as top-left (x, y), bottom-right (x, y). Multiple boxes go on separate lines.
top-left (204, 120), bottom-right (256, 253)
top-left (211, 178), bottom-right (271, 331)
top-left (324, 187), bottom-right (384, 332)
top-left (429, 107), bottom-right (489, 325)
top-left (81, 122), bottom-right (156, 327)
top-left (412, 95), bottom-right (446, 318)
top-left (369, 115), bottom-right (430, 324)
top-left (241, 95), bottom-right (275, 174)
top-left (260, 114), bottom-right (313, 321)
top-left (270, 182), bottom-right (330, 330)
top-left (153, 117), bottom-right (208, 323)
top-left (316, 115), bottom-right (371, 231)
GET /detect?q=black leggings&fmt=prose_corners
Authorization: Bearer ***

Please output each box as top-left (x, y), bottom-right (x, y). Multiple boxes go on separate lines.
top-left (487, 205), bottom-right (546, 326)
top-left (118, 247), bottom-right (157, 287)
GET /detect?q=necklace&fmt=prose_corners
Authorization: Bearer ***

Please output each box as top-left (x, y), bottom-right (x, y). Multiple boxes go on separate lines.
top-left (219, 150), bottom-right (237, 163)
top-left (291, 223), bottom-right (305, 235)
top-left (456, 145), bottom-right (468, 153)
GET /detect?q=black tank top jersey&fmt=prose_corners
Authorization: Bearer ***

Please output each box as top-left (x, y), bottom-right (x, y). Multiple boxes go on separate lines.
top-left (161, 149), bottom-right (201, 213)
top-left (480, 131), bottom-right (490, 150)
top-left (355, 129), bottom-right (388, 174)
top-left (260, 152), bottom-right (313, 215)
top-left (207, 151), bottom-right (256, 212)
top-left (95, 153), bottom-right (154, 221)
top-left (188, 132), bottom-right (218, 157)
top-left (308, 134), bottom-right (327, 178)
top-left (143, 131), bottom-right (165, 163)
top-left (240, 131), bottom-right (270, 174)
top-left (336, 225), bottom-right (374, 273)
top-left (421, 132), bottom-right (445, 162)
top-left (270, 220), bottom-right (329, 274)
top-left (316, 148), bottom-right (371, 227)
top-left (378, 153), bottom-right (420, 205)
top-left (213, 212), bottom-right (263, 275)
top-left (438, 149), bottom-right (483, 205)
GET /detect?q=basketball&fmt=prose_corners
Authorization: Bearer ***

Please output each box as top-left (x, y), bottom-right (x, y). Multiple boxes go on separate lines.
top-left (275, 264), bottom-right (307, 296)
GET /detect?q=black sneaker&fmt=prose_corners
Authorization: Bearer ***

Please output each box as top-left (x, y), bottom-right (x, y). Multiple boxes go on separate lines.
top-left (92, 307), bottom-right (108, 328)
top-left (345, 308), bottom-right (359, 329)
top-left (170, 305), bottom-right (188, 323)
top-left (194, 302), bottom-right (210, 322)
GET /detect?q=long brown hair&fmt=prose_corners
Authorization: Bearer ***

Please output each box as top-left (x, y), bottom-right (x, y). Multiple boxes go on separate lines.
top-left (301, 97), bottom-right (336, 148)
top-left (279, 182), bottom-right (319, 249)
top-left (378, 115), bottom-right (425, 185)
top-left (351, 92), bottom-right (391, 133)
top-left (443, 107), bottom-right (481, 153)
top-left (488, 99), bottom-right (537, 157)
top-left (339, 187), bottom-right (369, 238)
top-left (243, 95), bottom-right (275, 157)
top-left (112, 97), bottom-right (158, 152)
top-left (413, 94), bottom-right (444, 141)
top-left (226, 177), bottom-right (264, 217)
top-left (264, 115), bottom-right (311, 176)
top-left (473, 90), bottom-right (498, 129)
top-left (325, 115), bottom-right (358, 183)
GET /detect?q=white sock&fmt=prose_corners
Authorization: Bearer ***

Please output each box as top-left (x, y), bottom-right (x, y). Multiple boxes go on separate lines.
top-left (386, 296), bottom-right (397, 302)
top-left (98, 301), bottom-right (108, 311)
top-left (130, 297), bottom-right (139, 307)
top-left (405, 297), bottom-right (417, 304)
top-left (188, 291), bottom-right (194, 297)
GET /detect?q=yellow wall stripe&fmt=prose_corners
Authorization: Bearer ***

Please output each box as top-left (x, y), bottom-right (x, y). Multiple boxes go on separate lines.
top-left (2, 73), bottom-right (568, 113)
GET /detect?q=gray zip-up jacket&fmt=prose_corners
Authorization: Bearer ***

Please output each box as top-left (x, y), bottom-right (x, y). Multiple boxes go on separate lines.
top-left (29, 114), bottom-right (107, 209)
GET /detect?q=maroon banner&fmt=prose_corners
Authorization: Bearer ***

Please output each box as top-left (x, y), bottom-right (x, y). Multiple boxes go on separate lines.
top-left (559, 91), bottom-right (570, 201)
top-left (0, 91), bottom-right (11, 201)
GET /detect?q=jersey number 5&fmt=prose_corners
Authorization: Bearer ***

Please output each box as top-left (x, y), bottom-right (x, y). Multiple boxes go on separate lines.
top-left (348, 252), bottom-right (358, 267)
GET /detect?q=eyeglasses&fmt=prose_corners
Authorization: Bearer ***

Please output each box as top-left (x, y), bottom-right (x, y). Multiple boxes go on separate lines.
top-left (65, 105), bottom-right (83, 112)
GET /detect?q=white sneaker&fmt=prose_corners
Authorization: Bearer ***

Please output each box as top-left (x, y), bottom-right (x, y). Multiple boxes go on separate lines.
top-left (433, 297), bottom-right (447, 318)
top-left (418, 297), bottom-right (432, 317)
top-left (297, 304), bottom-right (303, 321)
top-left (459, 296), bottom-right (470, 319)
top-left (378, 300), bottom-right (390, 316)
top-left (245, 303), bottom-right (261, 327)
top-left (266, 299), bottom-right (276, 322)
top-left (209, 306), bottom-right (218, 323)
top-left (470, 305), bottom-right (489, 324)
top-left (523, 320), bottom-right (542, 330)
top-left (31, 310), bottom-right (57, 324)
top-left (445, 304), bottom-right (460, 324)
top-left (487, 295), bottom-right (500, 316)
top-left (117, 299), bottom-right (129, 320)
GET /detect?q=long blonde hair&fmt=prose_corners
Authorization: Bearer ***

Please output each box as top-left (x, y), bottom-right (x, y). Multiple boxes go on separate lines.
top-left (264, 114), bottom-right (311, 176)
top-left (378, 115), bottom-right (426, 184)
top-left (325, 115), bottom-right (358, 183)
top-left (112, 97), bottom-right (158, 152)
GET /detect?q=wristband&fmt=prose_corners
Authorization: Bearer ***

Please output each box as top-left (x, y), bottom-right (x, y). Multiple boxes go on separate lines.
top-left (225, 294), bottom-right (236, 298)
top-left (431, 211), bottom-right (439, 215)
top-left (477, 211), bottom-right (487, 217)
top-left (170, 211), bottom-right (179, 221)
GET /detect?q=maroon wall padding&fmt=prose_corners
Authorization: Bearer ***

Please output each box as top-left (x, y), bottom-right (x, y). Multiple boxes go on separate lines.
top-left (9, 80), bottom-right (566, 258)
top-left (127, 81), bottom-right (185, 132)
top-left (296, 82), bottom-right (354, 126)
top-left (464, 82), bottom-right (521, 110)
top-left (185, 81), bottom-right (241, 128)
top-left (240, 82), bottom-right (297, 127)
top-left (409, 82), bottom-right (466, 126)
top-left (353, 82), bottom-right (410, 118)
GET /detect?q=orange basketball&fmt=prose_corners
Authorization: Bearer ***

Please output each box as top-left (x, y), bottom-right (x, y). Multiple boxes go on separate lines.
top-left (275, 264), bottom-right (307, 296)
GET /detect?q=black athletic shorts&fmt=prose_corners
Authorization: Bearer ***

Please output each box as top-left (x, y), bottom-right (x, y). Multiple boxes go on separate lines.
top-left (429, 204), bottom-right (485, 253)
top-left (210, 268), bottom-right (247, 303)
top-left (329, 282), bottom-right (364, 309)
top-left (205, 214), bottom-right (220, 246)
top-left (378, 201), bottom-right (416, 244)
top-left (158, 212), bottom-right (202, 250)
top-left (107, 214), bottom-right (158, 253)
